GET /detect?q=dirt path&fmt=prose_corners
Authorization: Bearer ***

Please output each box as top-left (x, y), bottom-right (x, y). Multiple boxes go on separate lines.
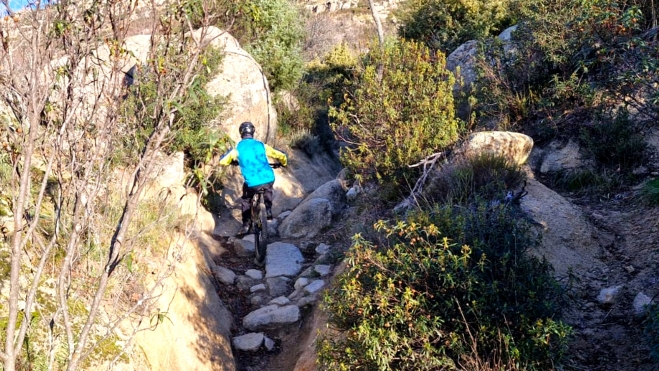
top-left (561, 195), bottom-right (659, 371)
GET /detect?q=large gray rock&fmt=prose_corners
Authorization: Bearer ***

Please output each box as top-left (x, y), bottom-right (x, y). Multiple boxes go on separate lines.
top-left (277, 198), bottom-right (334, 239)
top-left (278, 179), bottom-right (347, 239)
top-left (537, 139), bottom-right (588, 174)
top-left (265, 242), bottom-right (304, 278)
top-left (447, 40), bottom-right (479, 92)
top-left (520, 178), bottom-right (606, 277)
top-left (243, 304), bottom-right (301, 331)
top-left (232, 333), bottom-right (264, 352)
top-left (194, 27), bottom-right (276, 145)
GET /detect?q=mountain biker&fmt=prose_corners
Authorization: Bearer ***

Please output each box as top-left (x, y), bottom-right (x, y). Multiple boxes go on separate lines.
top-left (219, 121), bottom-right (288, 235)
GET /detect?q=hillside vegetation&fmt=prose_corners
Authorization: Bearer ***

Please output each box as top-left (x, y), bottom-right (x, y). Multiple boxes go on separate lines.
top-left (1, 0), bottom-right (659, 370)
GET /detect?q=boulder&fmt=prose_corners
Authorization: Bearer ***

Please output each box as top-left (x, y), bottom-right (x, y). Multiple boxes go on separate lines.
top-left (278, 179), bottom-right (347, 239)
top-left (536, 139), bottom-right (589, 174)
top-left (232, 333), bottom-right (264, 352)
top-left (133, 237), bottom-right (235, 371)
top-left (278, 198), bottom-right (334, 239)
top-left (457, 131), bottom-right (534, 165)
top-left (193, 27), bottom-right (276, 145)
top-left (520, 178), bottom-right (606, 277)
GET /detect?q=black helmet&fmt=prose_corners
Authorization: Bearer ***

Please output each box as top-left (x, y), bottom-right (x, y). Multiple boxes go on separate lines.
top-left (239, 122), bottom-right (255, 138)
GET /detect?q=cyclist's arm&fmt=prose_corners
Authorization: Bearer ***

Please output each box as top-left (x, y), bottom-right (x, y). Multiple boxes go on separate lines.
top-left (264, 145), bottom-right (287, 166)
top-left (219, 148), bottom-right (238, 166)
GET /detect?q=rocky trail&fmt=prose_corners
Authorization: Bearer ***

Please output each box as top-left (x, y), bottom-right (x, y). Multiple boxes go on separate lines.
top-left (208, 204), bottom-right (352, 371)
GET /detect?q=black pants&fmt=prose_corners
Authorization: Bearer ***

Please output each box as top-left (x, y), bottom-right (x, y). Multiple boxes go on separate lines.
top-left (241, 181), bottom-right (274, 224)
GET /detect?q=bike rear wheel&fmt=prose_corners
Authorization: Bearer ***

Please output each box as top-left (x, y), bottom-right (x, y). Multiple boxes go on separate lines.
top-left (254, 195), bottom-right (269, 264)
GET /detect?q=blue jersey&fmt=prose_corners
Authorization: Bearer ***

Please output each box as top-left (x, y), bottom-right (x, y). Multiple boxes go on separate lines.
top-left (219, 138), bottom-right (287, 187)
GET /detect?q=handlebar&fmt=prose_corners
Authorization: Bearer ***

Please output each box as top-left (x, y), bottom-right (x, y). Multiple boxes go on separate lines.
top-left (230, 161), bottom-right (284, 169)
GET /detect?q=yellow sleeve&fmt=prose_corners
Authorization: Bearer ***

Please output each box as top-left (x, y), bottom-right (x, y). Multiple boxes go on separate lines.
top-left (264, 145), bottom-right (288, 166)
top-left (218, 148), bottom-right (238, 166)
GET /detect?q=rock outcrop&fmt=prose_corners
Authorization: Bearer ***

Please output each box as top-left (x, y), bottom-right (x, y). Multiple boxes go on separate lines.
top-left (194, 27), bottom-right (277, 145)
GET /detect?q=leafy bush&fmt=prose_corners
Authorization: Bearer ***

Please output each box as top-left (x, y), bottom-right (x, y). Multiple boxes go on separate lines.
top-left (319, 205), bottom-right (571, 370)
top-left (642, 178), bottom-right (659, 206)
top-left (330, 39), bottom-right (461, 198)
top-left (425, 153), bottom-right (526, 205)
top-left (471, 0), bottom-right (659, 131)
top-left (396, 0), bottom-right (515, 53)
top-left (117, 47), bottom-right (226, 167)
top-left (232, 0), bottom-right (306, 92)
top-left (579, 109), bottom-right (647, 171)
top-left (287, 128), bottom-right (322, 157)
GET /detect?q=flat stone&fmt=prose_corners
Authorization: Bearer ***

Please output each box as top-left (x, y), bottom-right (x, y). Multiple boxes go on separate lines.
top-left (265, 242), bottom-right (304, 278)
top-left (268, 296), bottom-right (291, 306)
top-left (245, 269), bottom-right (263, 280)
top-left (212, 265), bottom-right (236, 285)
top-left (314, 265), bottom-right (331, 277)
top-left (304, 280), bottom-right (325, 294)
top-left (250, 284), bottom-right (266, 293)
top-left (232, 332), bottom-right (264, 352)
top-left (264, 336), bottom-right (276, 351)
top-left (294, 277), bottom-right (309, 290)
top-left (267, 277), bottom-right (290, 297)
top-left (315, 243), bottom-right (331, 255)
top-left (243, 304), bottom-right (301, 331)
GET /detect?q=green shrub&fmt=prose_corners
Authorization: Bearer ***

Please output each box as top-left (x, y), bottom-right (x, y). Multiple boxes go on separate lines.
top-left (579, 110), bottom-right (647, 171)
top-left (117, 47), bottom-right (226, 167)
top-left (236, 0), bottom-right (306, 92)
top-left (287, 128), bottom-right (322, 157)
top-left (425, 153), bottom-right (526, 206)
top-left (642, 178), bottom-right (659, 206)
top-left (319, 205), bottom-right (571, 370)
top-left (330, 39), bottom-right (461, 199)
top-left (396, 0), bottom-right (514, 54)
top-left (472, 0), bottom-right (659, 131)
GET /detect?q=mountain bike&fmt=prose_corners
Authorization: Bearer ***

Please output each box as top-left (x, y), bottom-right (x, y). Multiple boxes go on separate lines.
top-left (249, 163), bottom-right (282, 265)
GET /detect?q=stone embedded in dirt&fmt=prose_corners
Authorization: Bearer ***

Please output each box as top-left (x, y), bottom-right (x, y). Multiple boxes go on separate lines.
top-left (269, 296), bottom-right (291, 306)
top-left (250, 293), bottom-right (267, 307)
top-left (266, 277), bottom-right (290, 297)
top-left (315, 243), bottom-right (331, 255)
top-left (264, 336), bottom-right (276, 351)
top-left (294, 277), bottom-right (309, 290)
top-left (237, 275), bottom-right (256, 292)
top-left (304, 280), bottom-right (325, 294)
top-left (633, 292), bottom-right (652, 316)
top-left (267, 219), bottom-right (279, 237)
top-left (265, 242), bottom-right (304, 278)
top-left (314, 265), bottom-right (331, 277)
top-left (245, 269), bottom-right (263, 280)
top-left (243, 304), bottom-right (301, 331)
top-left (233, 332), bottom-right (264, 352)
top-left (297, 295), bottom-right (317, 308)
top-left (278, 210), bottom-right (292, 220)
top-left (250, 284), bottom-right (266, 293)
top-left (234, 235), bottom-right (256, 257)
top-left (597, 285), bottom-right (624, 305)
top-left (212, 265), bottom-right (236, 285)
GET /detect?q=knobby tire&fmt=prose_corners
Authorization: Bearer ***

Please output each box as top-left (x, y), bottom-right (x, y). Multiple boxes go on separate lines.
top-left (254, 195), bottom-right (268, 264)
